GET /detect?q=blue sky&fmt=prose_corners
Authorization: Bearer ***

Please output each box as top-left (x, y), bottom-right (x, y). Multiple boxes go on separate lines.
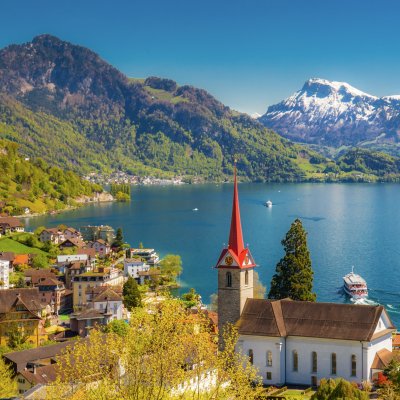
top-left (1, 0), bottom-right (400, 114)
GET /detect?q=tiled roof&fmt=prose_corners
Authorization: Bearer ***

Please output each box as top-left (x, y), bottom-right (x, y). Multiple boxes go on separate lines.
top-left (93, 287), bottom-right (122, 302)
top-left (4, 341), bottom-right (75, 372)
top-left (237, 298), bottom-right (395, 341)
top-left (70, 309), bottom-right (105, 320)
top-left (0, 251), bottom-right (15, 262)
top-left (371, 348), bottom-right (393, 369)
top-left (0, 216), bottom-right (23, 227)
top-left (0, 288), bottom-right (43, 314)
top-left (19, 364), bottom-right (58, 384)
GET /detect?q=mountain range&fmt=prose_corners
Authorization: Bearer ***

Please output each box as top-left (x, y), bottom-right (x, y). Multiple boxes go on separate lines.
top-left (2, 35), bottom-right (400, 183)
top-left (0, 34), bottom-right (327, 182)
top-left (259, 78), bottom-right (400, 154)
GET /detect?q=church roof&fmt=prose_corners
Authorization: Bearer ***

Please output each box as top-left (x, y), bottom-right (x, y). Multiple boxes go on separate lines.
top-left (237, 298), bottom-right (395, 342)
top-left (215, 166), bottom-right (256, 269)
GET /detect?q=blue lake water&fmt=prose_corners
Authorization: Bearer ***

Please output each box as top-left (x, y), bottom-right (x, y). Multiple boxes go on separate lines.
top-left (22, 183), bottom-right (400, 327)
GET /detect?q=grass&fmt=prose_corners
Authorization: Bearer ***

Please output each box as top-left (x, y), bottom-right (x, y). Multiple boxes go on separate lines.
top-left (0, 237), bottom-right (48, 255)
top-left (144, 86), bottom-right (188, 104)
top-left (279, 389), bottom-right (315, 399)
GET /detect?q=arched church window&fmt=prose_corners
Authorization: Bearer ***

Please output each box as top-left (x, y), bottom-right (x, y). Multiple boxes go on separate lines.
top-left (245, 270), bottom-right (249, 286)
top-left (312, 351), bottom-right (317, 373)
top-left (266, 350), bottom-right (272, 366)
top-left (351, 355), bottom-right (356, 376)
top-left (293, 350), bottom-right (298, 371)
top-left (248, 349), bottom-right (254, 364)
top-left (226, 272), bottom-right (232, 287)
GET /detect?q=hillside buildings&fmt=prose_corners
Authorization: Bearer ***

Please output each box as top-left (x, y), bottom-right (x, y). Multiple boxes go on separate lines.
top-left (215, 166), bottom-right (395, 385)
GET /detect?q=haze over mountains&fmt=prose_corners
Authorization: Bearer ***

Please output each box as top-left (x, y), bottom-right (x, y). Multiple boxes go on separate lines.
top-left (260, 78), bottom-right (400, 152)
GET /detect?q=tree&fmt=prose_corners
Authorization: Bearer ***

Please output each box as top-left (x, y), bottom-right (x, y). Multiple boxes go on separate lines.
top-left (0, 357), bottom-right (16, 398)
top-left (6, 322), bottom-right (30, 349)
top-left (46, 299), bottom-right (263, 400)
top-left (268, 219), bottom-right (316, 301)
top-left (159, 254), bottom-right (182, 283)
top-left (253, 271), bottom-right (266, 299)
top-left (112, 227), bottom-right (124, 249)
top-left (32, 253), bottom-right (48, 269)
top-left (181, 288), bottom-right (201, 308)
top-left (104, 319), bottom-right (129, 337)
top-left (123, 277), bottom-right (142, 310)
top-left (311, 378), bottom-right (369, 400)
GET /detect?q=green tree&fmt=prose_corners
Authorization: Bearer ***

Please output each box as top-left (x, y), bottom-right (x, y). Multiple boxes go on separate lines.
top-left (112, 227), bottom-right (124, 249)
top-left (0, 357), bottom-right (17, 398)
top-left (6, 322), bottom-right (30, 349)
top-left (268, 219), bottom-right (316, 301)
top-left (32, 253), bottom-right (48, 268)
top-left (181, 288), bottom-right (201, 308)
top-left (253, 271), bottom-right (266, 299)
top-left (159, 254), bottom-right (182, 283)
top-left (311, 378), bottom-right (369, 400)
top-left (123, 277), bottom-right (142, 310)
top-left (104, 319), bottom-right (129, 337)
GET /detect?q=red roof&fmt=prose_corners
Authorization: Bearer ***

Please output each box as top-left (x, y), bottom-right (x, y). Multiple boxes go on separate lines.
top-left (215, 165), bottom-right (256, 269)
top-left (13, 254), bottom-right (29, 265)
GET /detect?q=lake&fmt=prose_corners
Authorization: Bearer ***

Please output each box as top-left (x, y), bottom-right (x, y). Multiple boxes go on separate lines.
top-left (22, 183), bottom-right (400, 326)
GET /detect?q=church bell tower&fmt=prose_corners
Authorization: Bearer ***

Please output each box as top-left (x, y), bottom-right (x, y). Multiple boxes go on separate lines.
top-left (215, 165), bottom-right (256, 334)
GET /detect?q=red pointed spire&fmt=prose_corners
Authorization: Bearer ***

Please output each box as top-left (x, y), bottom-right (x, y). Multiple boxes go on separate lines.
top-left (228, 163), bottom-right (245, 258)
top-left (215, 162), bottom-right (256, 269)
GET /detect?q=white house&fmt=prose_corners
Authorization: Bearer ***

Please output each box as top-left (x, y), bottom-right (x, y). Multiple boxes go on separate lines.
top-left (0, 260), bottom-right (10, 289)
top-left (92, 287), bottom-right (124, 320)
top-left (124, 259), bottom-right (150, 280)
top-left (39, 228), bottom-right (65, 244)
top-left (88, 239), bottom-right (111, 257)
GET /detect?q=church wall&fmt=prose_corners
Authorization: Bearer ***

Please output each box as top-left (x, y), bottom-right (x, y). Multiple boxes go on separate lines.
top-left (238, 335), bottom-right (285, 386)
top-left (285, 336), bottom-right (365, 385)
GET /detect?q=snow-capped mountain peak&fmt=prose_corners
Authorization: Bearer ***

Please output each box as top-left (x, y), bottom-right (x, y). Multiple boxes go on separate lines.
top-left (259, 78), bottom-right (400, 146)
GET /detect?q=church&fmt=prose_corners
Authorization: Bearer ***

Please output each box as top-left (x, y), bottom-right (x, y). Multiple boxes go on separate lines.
top-left (215, 167), bottom-right (395, 386)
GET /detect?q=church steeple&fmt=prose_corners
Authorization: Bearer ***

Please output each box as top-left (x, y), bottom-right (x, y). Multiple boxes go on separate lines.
top-left (228, 165), bottom-right (245, 258)
top-left (215, 164), bottom-right (257, 334)
top-left (215, 164), bottom-right (256, 269)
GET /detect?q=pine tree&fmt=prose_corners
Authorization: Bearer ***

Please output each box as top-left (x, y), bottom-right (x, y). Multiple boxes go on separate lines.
top-left (268, 219), bottom-right (316, 301)
top-left (123, 277), bottom-right (142, 310)
top-left (113, 227), bottom-right (124, 249)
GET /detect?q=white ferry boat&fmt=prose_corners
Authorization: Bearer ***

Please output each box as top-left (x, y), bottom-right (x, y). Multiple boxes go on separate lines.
top-left (265, 200), bottom-right (272, 208)
top-left (343, 267), bottom-right (368, 299)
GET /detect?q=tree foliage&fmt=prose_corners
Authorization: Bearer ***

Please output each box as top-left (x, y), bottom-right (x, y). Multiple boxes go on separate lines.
top-left (311, 378), bottom-right (369, 400)
top-left (123, 276), bottom-right (142, 310)
top-left (46, 299), bottom-right (263, 400)
top-left (0, 357), bottom-right (17, 398)
top-left (268, 219), bottom-right (316, 301)
top-left (159, 254), bottom-right (182, 283)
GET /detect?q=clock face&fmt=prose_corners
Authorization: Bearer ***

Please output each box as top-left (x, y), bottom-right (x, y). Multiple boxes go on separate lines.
top-left (225, 256), bottom-right (233, 266)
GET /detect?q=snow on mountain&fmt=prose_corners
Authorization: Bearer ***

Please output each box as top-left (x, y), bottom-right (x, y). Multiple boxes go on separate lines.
top-left (250, 112), bottom-right (262, 119)
top-left (259, 78), bottom-right (400, 146)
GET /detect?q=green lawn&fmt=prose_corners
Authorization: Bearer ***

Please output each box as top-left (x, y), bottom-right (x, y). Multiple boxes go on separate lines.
top-left (0, 237), bottom-right (48, 255)
top-left (279, 389), bottom-right (314, 399)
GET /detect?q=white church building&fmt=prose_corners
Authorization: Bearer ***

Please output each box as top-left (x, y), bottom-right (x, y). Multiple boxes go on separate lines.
top-left (215, 166), bottom-right (395, 386)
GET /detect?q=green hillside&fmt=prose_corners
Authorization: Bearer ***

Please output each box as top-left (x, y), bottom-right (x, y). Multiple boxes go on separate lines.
top-left (0, 139), bottom-right (103, 215)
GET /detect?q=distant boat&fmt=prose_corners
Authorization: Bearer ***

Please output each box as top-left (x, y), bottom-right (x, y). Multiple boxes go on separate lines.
top-left (343, 266), bottom-right (368, 299)
top-left (265, 200), bottom-right (272, 208)
top-left (193, 208), bottom-right (199, 211)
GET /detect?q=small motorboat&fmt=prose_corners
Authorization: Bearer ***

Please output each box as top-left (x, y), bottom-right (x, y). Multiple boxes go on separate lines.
top-left (192, 208), bottom-right (199, 211)
top-left (265, 200), bottom-right (272, 208)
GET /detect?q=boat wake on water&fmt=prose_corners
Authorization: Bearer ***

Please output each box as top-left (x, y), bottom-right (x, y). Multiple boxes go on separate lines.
top-left (350, 297), bottom-right (379, 306)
